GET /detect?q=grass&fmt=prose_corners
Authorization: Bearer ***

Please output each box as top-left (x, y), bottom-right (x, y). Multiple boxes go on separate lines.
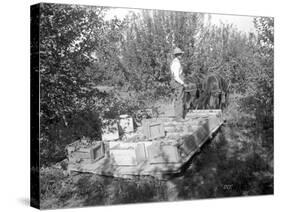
top-left (40, 171), bottom-right (167, 209)
top-left (40, 94), bottom-right (273, 209)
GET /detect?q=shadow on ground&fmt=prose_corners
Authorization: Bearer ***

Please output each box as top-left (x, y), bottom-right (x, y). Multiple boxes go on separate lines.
top-left (40, 115), bottom-right (273, 209)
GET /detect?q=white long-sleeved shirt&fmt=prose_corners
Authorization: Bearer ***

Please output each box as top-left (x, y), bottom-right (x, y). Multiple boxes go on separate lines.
top-left (170, 57), bottom-right (185, 85)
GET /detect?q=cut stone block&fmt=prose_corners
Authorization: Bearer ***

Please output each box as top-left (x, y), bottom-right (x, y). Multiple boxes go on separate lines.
top-left (102, 119), bottom-right (119, 141)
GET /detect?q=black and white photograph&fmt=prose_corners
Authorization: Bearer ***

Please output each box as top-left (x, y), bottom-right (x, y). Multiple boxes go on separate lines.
top-left (30, 2), bottom-right (274, 210)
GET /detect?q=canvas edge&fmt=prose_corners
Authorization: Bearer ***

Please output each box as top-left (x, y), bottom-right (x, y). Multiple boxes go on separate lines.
top-left (30, 3), bottom-right (41, 210)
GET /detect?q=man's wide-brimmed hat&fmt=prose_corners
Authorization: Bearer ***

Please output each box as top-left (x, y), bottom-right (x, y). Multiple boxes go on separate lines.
top-left (173, 47), bottom-right (184, 55)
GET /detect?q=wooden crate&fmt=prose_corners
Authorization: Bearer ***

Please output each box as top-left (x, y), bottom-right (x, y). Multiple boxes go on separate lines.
top-left (147, 142), bottom-right (180, 164)
top-left (142, 120), bottom-right (165, 140)
top-left (119, 115), bottom-right (134, 134)
top-left (135, 143), bottom-right (147, 164)
top-left (110, 149), bottom-right (137, 166)
top-left (90, 142), bottom-right (105, 163)
top-left (101, 119), bottom-right (119, 141)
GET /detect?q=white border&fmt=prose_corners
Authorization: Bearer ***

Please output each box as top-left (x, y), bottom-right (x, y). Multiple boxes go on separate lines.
top-left (0, 0), bottom-right (279, 212)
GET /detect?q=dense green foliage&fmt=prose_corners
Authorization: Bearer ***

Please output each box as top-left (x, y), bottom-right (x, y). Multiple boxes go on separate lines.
top-left (38, 3), bottom-right (273, 206)
top-left (39, 4), bottom-right (139, 165)
top-left (119, 11), bottom-right (203, 96)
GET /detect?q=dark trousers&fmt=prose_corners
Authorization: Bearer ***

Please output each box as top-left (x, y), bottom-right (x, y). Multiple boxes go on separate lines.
top-left (170, 80), bottom-right (186, 119)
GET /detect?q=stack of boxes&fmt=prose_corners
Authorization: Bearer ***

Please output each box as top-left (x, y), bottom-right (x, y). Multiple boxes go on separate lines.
top-left (66, 110), bottom-right (224, 177)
